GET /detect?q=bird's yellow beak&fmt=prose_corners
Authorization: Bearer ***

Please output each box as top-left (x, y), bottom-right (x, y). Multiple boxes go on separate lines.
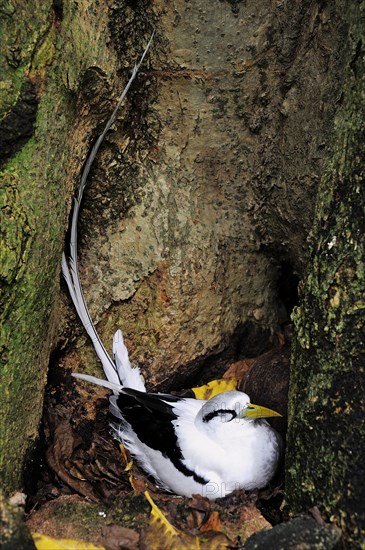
top-left (241, 404), bottom-right (282, 419)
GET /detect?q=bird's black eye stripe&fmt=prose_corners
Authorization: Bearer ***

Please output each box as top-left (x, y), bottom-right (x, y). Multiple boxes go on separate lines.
top-left (202, 409), bottom-right (237, 423)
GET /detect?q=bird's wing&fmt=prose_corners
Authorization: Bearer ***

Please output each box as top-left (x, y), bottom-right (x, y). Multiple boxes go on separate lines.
top-left (120, 387), bottom-right (182, 414)
top-left (110, 388), bottom-right (209, 486)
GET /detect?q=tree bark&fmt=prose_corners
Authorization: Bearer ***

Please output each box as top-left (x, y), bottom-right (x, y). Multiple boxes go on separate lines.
top-left (0, 0), bottom-right (67, 493)
top-left (0, 0), bottom-right (349, 499)
top-left (0, 0), bottom-right (139, 493)
top-left (60, 0), bottom-right (347, 391)
top-left (286, 2), bottom-right (365, 546)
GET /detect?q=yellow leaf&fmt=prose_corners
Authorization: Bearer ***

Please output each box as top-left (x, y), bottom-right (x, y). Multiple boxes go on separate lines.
top-left (192, 377), bottom-right (238, 400)
top-left (120, 443), bottom-right (133, 472)
top-left (142, 491), bottom-right (200, 549)
top-left (32, 532), bottom-right (105, 550)
top-left (144, 491), bottom-right (179, 536)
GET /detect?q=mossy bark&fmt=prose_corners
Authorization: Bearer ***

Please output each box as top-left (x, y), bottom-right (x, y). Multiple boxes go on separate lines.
top-left (0, 0), bottom-right (73, 493)
top-left (286, 3), bottom-right (365, 547)
top-left (0, 0), bottom-right (137, 494)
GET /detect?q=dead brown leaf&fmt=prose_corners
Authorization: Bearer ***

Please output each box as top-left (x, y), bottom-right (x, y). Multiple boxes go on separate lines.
top-left (223, 359), bottom-right (255, 385)
top-left (200, 511), bottom-right (222, 533)
top-left (189, 495), bottom-right (211, 513)
top-left (99, 525), bottom-right (139, 550)
top-left (46, 420), bottom-right (99, 502)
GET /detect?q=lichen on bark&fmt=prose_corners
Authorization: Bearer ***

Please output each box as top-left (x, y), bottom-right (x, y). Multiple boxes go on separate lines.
top-left (286, 2), bottom-right (365, 546)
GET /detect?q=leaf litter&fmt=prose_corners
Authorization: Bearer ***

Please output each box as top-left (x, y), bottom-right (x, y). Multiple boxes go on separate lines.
top-left (26, 333), bottom-right (290, 549)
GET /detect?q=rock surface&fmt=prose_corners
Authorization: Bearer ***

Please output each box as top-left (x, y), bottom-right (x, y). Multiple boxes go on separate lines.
top-left (244, 515), bottom-right (341, 549)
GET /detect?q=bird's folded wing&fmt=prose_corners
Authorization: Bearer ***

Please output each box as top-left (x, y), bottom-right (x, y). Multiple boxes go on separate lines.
top-left (110, 391), bottom-right (209, 486)
top-left (120, 387), bottom-right (182, 416)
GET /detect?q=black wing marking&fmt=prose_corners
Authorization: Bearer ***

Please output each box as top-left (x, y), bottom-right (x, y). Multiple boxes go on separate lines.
top-left (121, 387), bottom-right (181, 415)
top-left (113, 389), bottom-right (208, 486)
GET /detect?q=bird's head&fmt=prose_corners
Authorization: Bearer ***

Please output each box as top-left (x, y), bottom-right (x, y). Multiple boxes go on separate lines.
top-left (197, 391), bottom-right (281, 425)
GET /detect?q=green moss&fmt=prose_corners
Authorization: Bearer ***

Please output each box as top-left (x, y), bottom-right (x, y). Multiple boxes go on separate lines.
top-left (0, 1), bottom-right (52, 117)
top-left (30, 28), bottom-right (57, 75)
top-left (50, 494), bottom-right (149, 536)
top-left (0, 139), bottom-right (64, 487)
top-left (110, 493), bottom-right (150, 530)
top-left (0, 3), bottom-right (75, 492)
top-left (52, 501), bottom-right (107, 536)
top-left (0, 65), bottom-right (28, 119)
top-left (0, 172), bottom-right (33, 287)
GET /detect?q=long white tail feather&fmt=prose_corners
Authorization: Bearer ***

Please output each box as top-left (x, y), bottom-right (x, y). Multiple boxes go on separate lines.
top-left (113, 330), bottom-right (146, 391)
top-left (62, 253), bottom-right (120, 387)
top-left (72, 373), bottom-right (123, 392)
top-left (63, 35), bottom-right (153, 391)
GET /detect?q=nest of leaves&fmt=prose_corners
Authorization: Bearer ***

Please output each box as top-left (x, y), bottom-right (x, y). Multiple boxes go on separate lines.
top-left (26, 335), bottom-right (290, 549)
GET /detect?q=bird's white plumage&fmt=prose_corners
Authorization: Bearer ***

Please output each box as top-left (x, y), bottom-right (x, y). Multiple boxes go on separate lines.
top-left (62, 36), bottom-right (282, 500)
top-left (113, 330), bottom-right (145, 392)
top-left (172, 392), bottom-right (281, 498)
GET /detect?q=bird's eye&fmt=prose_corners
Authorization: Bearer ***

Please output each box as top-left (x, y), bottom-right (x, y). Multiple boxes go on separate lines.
top-left (222, 410), bottom-right (237, 422)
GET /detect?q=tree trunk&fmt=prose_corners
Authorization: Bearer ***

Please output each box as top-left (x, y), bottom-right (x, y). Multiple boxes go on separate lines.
top-left (0, 0), bottom-right (69, 493)
top-left (286, 2), bottom-right (365, 547)
top-left (58, 0), bottom-right (347, 392)
top-left (0, 0), bottom-right (141, 494)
